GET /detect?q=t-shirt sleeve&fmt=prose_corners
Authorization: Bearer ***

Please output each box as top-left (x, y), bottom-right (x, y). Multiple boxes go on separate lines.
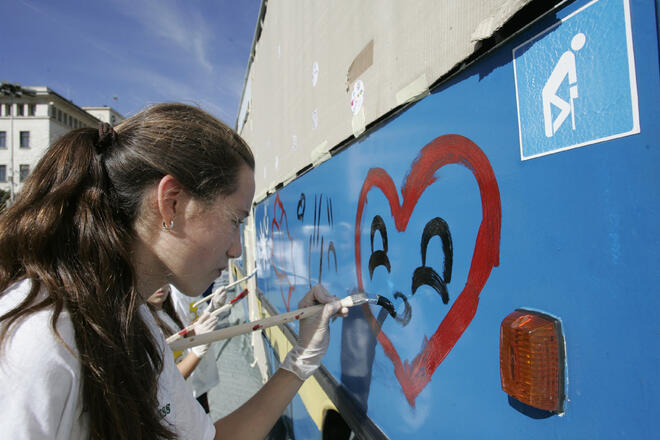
top-left (0, 312), bottom-right (84, 439)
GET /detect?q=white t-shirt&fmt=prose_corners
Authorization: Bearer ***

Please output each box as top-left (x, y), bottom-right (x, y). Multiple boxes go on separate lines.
top-left (169, 285), bottom-right (220, 398)
top-left (0, 278), bottom-right (215, 439)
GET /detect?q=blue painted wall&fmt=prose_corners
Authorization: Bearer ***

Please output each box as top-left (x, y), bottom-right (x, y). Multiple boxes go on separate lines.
top-left (254, 0), bottom-right (660, 437)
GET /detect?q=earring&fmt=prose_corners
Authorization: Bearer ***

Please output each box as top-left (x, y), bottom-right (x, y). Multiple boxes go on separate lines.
top-left (162, 219), bottom-right (175, 230)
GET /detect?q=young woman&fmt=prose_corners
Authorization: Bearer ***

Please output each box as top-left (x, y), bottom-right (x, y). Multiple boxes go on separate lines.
top-left (0, 103), bottom-right (347, 439)
top-left (147, 284), bottom-right (219, 413)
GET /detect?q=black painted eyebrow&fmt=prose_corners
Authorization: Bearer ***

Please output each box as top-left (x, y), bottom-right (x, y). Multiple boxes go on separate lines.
top-left (411, 217), bottom-right (453, 304)
top-left (370, 215), bottom-right (388, 253)
top-left (420, 217), bottom-right (452, 283)
top-left (368, 215), bottom-right (391, 279)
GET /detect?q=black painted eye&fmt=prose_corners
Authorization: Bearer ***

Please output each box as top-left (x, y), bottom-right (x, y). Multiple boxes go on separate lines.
top-left (411, 217), bottom-right (453, 304)
top-left (297, 193), bottom-right (305, 221)
top-left (369, 215), bottom-right (391, 279)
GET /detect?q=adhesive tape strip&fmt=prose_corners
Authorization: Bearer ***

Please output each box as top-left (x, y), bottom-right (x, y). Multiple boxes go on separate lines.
top-left (395, 73), bottom-right (429, 106)
top-left (352, 108), bottom-right (366, 138)
top-left (282, 170), bottom-right (298, 187)
top-left (310, 140), bottom-right (330, 167)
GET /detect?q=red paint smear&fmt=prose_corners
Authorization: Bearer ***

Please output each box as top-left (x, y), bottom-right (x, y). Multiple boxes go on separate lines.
top-left (177, 328), bottom-right (189, 337)
top-left (354, 134), bottom-right (501, 407)
top-left (252, 324), bottom-right (262, 330)
top-left (295, 313), bottom-right (302, 320)
top-left (229, 288), bottom-right (249, 305)
top-left (270, 193), bottom-right (296, 311)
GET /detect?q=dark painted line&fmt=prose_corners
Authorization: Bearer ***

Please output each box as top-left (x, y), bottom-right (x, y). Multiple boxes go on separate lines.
top-left (411, 266), bottom-right (449, 304)
top-left (420, 217), bottom-right (452, 283)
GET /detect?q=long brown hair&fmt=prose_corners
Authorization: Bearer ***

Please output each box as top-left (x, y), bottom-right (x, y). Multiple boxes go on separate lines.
top-left (0, 103), bottom-right (254, 439)
top-left (148, 286), bottom-right (185, 338)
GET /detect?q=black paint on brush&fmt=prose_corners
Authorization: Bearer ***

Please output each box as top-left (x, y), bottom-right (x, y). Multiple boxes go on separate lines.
top-left (376, 295), bottom-right (397, 318)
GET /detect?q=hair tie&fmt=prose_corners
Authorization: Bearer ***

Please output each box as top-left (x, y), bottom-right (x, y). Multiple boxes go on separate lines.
top-left (96, 122), bottom-right (118, 154)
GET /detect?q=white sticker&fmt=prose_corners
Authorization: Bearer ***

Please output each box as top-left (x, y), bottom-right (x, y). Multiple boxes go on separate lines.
top-left (275, 155), bottom-right (279, 169)
top-left (292, 135), bottom-right (297, 150)
top-left (312, 61), bottom-right (319, 87)
top-left (263, 166), bottom-right (267, 179)
top-left (350, 80), bottom-right (365, 115)
top-left (312, 109), bottom-right (318, 129)
top-left (277, 44), bottom-right (281, 58)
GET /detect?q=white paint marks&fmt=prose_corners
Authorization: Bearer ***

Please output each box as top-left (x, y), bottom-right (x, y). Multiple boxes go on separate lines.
top-left (350, 80), bottom-right (365, 115)
top-left (312, 61), bottom-right (319, 86)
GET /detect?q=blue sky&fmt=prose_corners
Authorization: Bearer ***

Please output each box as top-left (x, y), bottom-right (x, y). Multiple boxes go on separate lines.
top-left (1, 0), bottom-right (261, 125)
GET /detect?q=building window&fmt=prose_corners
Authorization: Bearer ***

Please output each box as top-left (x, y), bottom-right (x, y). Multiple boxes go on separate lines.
top-left (3, 103), bottom-right (10, 116)
top-left (57, 109), bottom-right (62, 122)
top-left (19, 131), bottom-right (30, 148)
top-left (51, 105), bottom-right (56, 118)
top-left (19, 164), bottom-right (30, 182)
top-left (0, 165), bottom-right (6, 182)
top-left (28, 104), bottom-right (36, 116)
top-left (16, 104), bottom-right (24, 116)
top-left (0, 131), bottom-right (6, 148)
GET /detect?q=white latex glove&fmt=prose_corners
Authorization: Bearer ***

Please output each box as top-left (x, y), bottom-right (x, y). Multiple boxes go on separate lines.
top-left (190, 312), bottom-right (219, 358)
top-left (280, 284), bottom-right (345, 381)
top-left (211, 290), bottom-right (227, 310)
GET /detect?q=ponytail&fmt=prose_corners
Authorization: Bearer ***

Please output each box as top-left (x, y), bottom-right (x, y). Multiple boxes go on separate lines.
top-left (0, 128), bottom-right (176, 439)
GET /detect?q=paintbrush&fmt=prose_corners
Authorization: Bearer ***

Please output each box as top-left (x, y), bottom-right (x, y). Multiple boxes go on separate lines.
top-left (167, 291), bottom-right (395, 352)
top-left (191, 269), bottom-right (257, 309)
top-left (165, 288), bottom-right (249, 344)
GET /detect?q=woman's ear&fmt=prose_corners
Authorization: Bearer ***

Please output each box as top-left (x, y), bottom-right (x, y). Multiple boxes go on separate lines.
top-left (156, 175), bottom-right (184, 228)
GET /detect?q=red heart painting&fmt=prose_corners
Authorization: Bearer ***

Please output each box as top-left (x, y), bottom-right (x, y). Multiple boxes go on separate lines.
top-left (354, 134), bottom-right (501, 406)
top-left (271, 193), bottom-right (296, 311)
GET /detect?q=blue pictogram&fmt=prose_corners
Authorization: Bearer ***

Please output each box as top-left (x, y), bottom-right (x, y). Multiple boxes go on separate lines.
top-left (513, 0), bottom-right (639, 160)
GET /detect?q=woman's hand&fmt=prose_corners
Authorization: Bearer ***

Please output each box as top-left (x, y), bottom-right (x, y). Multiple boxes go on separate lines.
top-left (190, 312), bottom-right (219, 358)
top-left (280, 284), bottom-right (347, 381)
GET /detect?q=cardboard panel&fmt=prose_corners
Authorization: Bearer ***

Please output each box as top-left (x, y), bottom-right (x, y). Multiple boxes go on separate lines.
top-left (239, 0), bottom-right (533, 198)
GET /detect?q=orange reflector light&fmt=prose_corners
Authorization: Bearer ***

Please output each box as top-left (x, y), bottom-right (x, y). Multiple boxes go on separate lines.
top-left (500, 309), bottom-right (565, 412)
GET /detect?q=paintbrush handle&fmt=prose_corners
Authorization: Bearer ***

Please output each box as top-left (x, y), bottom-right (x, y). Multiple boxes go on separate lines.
top-left (192, 269), bottom-right (257, 308)
top-left (168, 303), bottom-right (326, 351)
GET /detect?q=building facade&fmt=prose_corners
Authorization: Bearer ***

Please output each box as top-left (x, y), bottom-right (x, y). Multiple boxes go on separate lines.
top-left (0, 85), bottom-right (123, 198)
top-left (82, 106), bottom-right (124, 126)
